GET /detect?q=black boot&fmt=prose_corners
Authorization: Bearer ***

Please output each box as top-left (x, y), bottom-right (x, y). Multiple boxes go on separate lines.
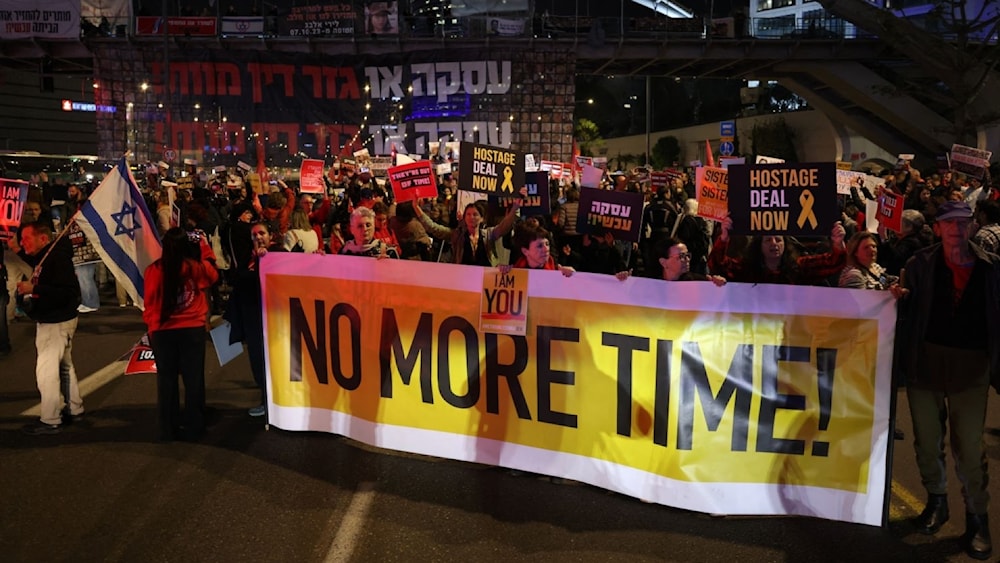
top-left (914, 494), bottom-right (949, 535)
top-left (963, 512), bottom-right (992, 560)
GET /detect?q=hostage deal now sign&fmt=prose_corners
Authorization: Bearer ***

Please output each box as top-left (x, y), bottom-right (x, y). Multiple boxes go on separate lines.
top-left (459, 141), bottom-right (524, 195)
top-left (728, 163), bottom-right (837, 236)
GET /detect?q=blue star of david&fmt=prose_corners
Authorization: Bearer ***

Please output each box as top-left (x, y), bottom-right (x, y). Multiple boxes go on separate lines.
top-left (111, 200), bottom-right (141, 240)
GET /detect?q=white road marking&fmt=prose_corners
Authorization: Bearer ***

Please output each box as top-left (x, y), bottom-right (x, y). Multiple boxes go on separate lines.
top-left (324, 481), bottom-right (377, 563)
top-left (19, 359), bottom-right (128, 417)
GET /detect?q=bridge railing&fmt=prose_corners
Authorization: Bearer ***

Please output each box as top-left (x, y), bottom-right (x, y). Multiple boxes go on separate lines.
top-left (71, 9), bottom-right (937, 43)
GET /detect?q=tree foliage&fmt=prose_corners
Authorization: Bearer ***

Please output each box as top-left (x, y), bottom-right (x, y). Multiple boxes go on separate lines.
top-left (751, 118), bottom-right (799, 163)
top-left (574, 118), bottom-right (605, 157)
top-left (651, 136), bottom-right (681, 169)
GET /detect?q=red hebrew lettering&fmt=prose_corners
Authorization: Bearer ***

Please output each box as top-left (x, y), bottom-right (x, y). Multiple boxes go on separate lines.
top-left (247, 63), bottom-right (296, 103)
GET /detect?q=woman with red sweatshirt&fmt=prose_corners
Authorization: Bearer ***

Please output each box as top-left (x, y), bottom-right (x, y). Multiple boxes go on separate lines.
top-left (143, 227), bottom-right (219, 441)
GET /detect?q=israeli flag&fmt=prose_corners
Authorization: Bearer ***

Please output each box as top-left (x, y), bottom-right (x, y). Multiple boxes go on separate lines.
top-left (75, 158), bottom-right (162, 311)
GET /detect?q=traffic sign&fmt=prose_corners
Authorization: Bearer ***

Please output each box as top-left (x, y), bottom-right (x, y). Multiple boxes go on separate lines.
top-left (720, 121), bottom-right (735, 138)
top-left (163, 148), bottom-right (177, 162)
top-left (720, 141), bottom-right (735, 157)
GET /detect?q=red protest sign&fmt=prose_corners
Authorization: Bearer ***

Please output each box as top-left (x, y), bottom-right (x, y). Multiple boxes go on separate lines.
top-left (125, 336), bottom-right (157, 375)
top-left (299, 159), bottom-right (326, 194)
top-left (1, 178), bottom-right (28, 246)
top-left (387, 161), bottom-right (438, 203)
top-left (877, 191), bottom-right (903, 233)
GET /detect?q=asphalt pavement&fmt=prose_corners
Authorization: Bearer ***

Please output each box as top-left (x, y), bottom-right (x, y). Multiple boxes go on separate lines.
top-left (1, 299), bottom-right (998, 562)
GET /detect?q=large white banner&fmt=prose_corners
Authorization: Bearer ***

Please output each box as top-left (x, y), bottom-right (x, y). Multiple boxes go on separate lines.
top-left (261, 255), bottom-right (897, 526)
top-left (0, 0), bottom-right (81, 38)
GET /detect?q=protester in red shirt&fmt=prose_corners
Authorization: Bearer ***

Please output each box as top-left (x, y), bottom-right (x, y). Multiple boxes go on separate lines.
top-left (372, 201), bottom-right (402, 257)
top-left (507, 224), bottom-right (574, 276)
top-left (142, 227), bottom-right (219, 442)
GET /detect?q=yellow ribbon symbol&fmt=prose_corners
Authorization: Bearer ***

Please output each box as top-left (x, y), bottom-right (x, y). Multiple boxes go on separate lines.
top-left (797, 190), bottom-right (818, 229)
top-left (500, 166), bottom-right (514, 193)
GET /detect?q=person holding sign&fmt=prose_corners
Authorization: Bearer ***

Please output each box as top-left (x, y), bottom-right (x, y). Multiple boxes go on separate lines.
top-left (340, 207), bottom-right (399, 259)
top-left (507, 224), bottom-right (574, 277)
top-left (838, 232), bottom-right (899, 290)
top-left (709, 216), bottom-right (846, 285)
top-left (415, 187), bottom-right (527, 266)
top-left (656, 237), bottom-right (725, 285)
top-left (892, 201), bottom-right (1000, 560)
top-left (229, 222), bottom-right (285, 417)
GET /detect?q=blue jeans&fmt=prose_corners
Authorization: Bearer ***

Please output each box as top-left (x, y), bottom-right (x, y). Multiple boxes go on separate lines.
top-left (75, 262), bottom-right (100, 309)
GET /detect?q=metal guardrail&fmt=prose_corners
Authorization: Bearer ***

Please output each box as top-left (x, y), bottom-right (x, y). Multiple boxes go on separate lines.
top-left (71, 11), bottom-right (993, 43)
top-left (78, 14), bottom-right (846, 41)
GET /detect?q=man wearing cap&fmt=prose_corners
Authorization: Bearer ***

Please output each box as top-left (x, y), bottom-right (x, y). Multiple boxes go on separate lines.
top-left (892, 200), bottom-right (1000, 560)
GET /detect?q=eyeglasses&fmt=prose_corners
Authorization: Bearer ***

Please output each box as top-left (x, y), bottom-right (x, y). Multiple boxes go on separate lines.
top-left (670, 252), bottom-right (691, 261)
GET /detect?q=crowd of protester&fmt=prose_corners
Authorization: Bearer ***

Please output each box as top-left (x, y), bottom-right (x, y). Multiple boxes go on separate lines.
top-left (4, 154), bottom-right (1000, 558)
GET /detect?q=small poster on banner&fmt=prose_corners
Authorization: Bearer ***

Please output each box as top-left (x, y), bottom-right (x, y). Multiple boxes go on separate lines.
top-left (695, 167), bottom-right (729, 222)
top-left (480, 268), bottom-right (528, 335)
top-left (0, 178), bottom-right (28, 246)
top-left (491, 171), bottom-right (550, 217)
top-left (364, 1), bottom-right (399, 34)
top-left (877, 191), bottom-right (904, 234)
top-left (285, 4), bottom-right (356, 36)
top-left (577, 188), bottom-right (644, 243)
top-left (728, 162), bottom-right (837, 236)
top-left (299, 159), bottom-right (326, 194)
top-left (458, 142), bottom-right (524, 195)
top-left (388, 161), bottom-right (438, 203)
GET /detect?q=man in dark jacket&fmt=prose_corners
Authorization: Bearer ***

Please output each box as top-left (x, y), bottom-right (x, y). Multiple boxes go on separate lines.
top-left (893, 201), bottom-right (1000, 560)
top-left (15, 221), bottom-right (84, 435)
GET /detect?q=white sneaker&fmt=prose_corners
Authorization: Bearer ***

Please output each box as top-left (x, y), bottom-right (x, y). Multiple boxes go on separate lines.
top-left (77, 305), bottom-right (98, 313)
top-left (248, 404), bottom-right (266, 417)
